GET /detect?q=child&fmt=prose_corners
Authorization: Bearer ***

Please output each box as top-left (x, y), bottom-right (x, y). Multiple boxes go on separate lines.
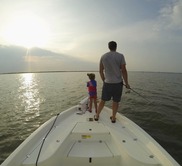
top-left (87, 73), bottom-right (97, 113)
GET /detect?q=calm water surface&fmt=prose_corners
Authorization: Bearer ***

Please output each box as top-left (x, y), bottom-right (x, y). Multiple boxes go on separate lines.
top-left (0, 72), bottom-right (182, 165)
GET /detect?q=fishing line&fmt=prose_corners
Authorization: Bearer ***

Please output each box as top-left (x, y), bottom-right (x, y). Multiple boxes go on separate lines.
top-left (122, 83), bottom-right (151, 103)
top-left (35, 113), bottom-right (60, 166)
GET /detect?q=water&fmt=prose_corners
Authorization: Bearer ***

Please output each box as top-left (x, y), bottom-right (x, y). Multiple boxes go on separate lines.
top-left (0, 71), bottom-right (181, 165)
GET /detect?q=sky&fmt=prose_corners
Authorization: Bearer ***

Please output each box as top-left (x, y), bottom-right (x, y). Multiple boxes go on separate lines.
top-left (0, 0), bottom-right (182, 73)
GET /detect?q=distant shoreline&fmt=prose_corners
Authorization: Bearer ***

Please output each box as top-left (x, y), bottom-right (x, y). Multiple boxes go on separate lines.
top-left (0, 70), bottom-right (99, 75)
top-left (0, 70), bottom-right (181, 75)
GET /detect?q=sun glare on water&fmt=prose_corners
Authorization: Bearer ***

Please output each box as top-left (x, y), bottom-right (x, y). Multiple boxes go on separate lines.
top-left (2, 12), bottom-right (51, 48)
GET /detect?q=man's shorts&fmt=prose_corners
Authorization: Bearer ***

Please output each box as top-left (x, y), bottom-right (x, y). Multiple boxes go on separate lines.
top-left (101, 82), bottom-right (123, 102)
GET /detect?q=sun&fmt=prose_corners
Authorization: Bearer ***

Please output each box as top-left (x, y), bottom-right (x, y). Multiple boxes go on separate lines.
top-left (2, 12), bottom-right (50, 48)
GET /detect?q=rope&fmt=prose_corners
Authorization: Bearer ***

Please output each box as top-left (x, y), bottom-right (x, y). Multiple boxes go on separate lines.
top-left (35, 113), bottom-right (60, 166)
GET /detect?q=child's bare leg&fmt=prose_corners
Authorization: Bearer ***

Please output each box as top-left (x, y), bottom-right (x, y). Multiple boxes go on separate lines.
top-left (89, 98), bottom-right (93, 112)
top-left (94, 98), bottom-right (97, 113)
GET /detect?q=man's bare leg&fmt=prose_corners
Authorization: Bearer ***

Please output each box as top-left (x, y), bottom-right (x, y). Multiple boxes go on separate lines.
top-left (95, 100), bottom-right (105, 119)
top-left (111, 101), bottom-right (119, 121)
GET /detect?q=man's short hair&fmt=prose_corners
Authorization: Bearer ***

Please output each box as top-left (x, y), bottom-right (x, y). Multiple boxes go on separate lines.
top-left (108, 41), bottom-right (117, 51)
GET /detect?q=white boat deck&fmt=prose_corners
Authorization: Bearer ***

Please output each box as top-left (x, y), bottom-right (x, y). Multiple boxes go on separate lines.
top-left (21, 107), bottom-right (174, 166)
top-left (1, 98), bottom-right (180, 166)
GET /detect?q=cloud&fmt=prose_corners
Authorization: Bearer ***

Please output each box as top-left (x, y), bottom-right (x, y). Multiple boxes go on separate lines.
top-left (158, 0), bottom-right (182, 30)
top-left (0, 45), bottom-right (27, 73)
top-left (0, 45), bottom-right (97, 73)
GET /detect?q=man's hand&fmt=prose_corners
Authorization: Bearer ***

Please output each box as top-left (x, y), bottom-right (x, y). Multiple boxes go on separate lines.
top-left (125, 84), bottom-right (130, 89)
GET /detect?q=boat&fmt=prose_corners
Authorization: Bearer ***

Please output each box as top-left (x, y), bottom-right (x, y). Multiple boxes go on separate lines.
top-left (1, 97), bottom-right (180, 166)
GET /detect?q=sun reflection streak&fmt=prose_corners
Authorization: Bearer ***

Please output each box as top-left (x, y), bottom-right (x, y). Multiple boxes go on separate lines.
top-left (18, 73), bottom-right (40, 120)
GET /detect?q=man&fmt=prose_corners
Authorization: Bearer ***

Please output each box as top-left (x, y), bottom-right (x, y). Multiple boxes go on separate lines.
top-left (94, 41), bottom-right (130, 123)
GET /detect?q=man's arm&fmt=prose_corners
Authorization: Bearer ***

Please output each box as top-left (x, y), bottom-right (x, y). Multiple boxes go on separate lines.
top-left (99, 60), bottom-right (105, 82)
top-left (121, 64), bottom-right (130, 89)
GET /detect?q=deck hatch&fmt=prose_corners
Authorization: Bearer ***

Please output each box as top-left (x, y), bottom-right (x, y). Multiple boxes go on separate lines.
top-left (68, 141), bottom-right (113, 157)
top-left (72, 122), bottom-right (109, 134)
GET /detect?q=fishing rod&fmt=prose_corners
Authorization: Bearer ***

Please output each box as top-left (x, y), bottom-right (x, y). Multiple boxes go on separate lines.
top-left (123, 83), bottom-right (151, 103)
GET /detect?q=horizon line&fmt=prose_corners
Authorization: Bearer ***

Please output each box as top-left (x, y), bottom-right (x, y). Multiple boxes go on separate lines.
top-left (0, 70), bottom-right (181, 75)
